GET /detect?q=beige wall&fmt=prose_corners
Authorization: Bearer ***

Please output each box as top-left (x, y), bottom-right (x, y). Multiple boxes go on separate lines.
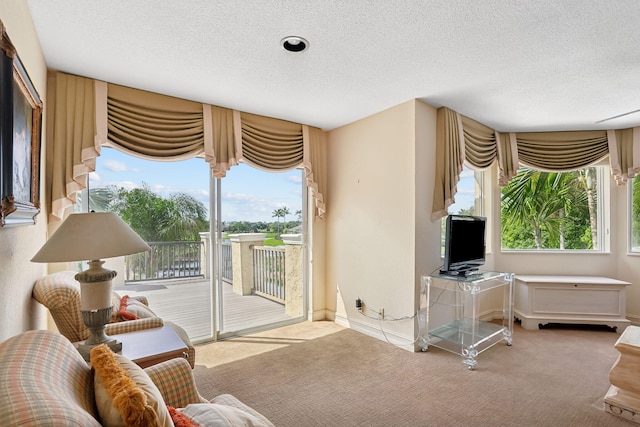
top-left (413, 100), bottom-right (442, 323)
top-left (0, 1), bottom-right (48, 341)
top-left (326, 100), bottom-right (441, 346)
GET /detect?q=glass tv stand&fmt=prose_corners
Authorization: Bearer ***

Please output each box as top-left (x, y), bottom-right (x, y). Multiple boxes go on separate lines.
top-left (418, 270), bottom-right (514, 370)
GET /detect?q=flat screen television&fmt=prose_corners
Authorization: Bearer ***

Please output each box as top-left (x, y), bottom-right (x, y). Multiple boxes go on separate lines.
top-left (440, 214), bottom-right (486, 275)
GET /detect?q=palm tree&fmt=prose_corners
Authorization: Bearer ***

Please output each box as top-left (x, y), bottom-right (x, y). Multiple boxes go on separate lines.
top-left (501, 170), bottom-right (583, 249)
top-left (576, 168), bottom-right (598, 249)
top-left (90, 183), bottom-right (208, 241)
top-left (272, 207), bottom-right (291, 233)
top-left (632, 176), bottom-right (640, 249)
top-left (281, 207), bottom-right (290, 230)
top-left (272, 208), bottom-right (284, 233)
top-left (85, 186), bottom-right (115, 212)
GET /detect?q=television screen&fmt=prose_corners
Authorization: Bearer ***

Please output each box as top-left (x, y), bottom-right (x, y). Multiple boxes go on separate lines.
top-left (441, 215), bottom-right (486, 275)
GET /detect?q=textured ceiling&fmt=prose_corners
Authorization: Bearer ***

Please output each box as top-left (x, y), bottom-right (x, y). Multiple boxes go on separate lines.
top-left (26, 0), bottom-right (640, 132)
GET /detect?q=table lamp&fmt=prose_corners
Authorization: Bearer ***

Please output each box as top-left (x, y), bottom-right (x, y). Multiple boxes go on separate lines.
top-left (32, 211), bottom-right (150, 359)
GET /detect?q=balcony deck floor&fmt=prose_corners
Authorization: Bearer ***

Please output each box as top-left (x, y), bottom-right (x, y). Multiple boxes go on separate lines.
top-left (114, 277), bottom-right (293, 342)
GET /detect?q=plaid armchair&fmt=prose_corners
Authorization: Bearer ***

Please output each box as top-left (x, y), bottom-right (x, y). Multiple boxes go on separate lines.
top-left (0, 330), bottom-right (272, 426)
top-left (32, 270), bottom-right (195, 368)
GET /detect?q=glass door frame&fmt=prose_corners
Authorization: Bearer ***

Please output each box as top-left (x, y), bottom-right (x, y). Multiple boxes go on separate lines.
top-left (210, 166), bottom-right (309, 340)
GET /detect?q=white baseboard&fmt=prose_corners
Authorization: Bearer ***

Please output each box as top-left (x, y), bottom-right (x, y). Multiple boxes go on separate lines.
top-left (331, 307), bottom-right (504, 353)
top-left (334, 312), bottom-right (417, 352)
top-left (481, 309), bottom-right (504, 322)
top-left (309, 308), bottom-right (330, 322)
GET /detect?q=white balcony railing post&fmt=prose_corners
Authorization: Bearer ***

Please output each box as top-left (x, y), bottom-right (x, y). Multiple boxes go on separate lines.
top-left (199, 232), bottom-right (210, 279)
top-left (282, 234), bottom-right (303, 317)
top-left (229, 233), bottom-right (266, 296)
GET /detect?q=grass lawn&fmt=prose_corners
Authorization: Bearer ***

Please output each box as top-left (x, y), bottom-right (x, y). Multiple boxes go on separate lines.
top-left (263, 233), bottom-right (284, 246)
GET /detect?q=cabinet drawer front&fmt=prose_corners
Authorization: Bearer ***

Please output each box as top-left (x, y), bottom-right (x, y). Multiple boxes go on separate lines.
top-left (534, 287), bottom-right (622, 316)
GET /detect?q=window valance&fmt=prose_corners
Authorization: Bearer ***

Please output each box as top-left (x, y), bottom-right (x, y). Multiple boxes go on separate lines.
top-left (239, 112), bottom-right (304, 171)
top-left (106, 83), bottom-right (205, 159)
top-left (46, 72), bottom-right (326, 222)
top-left (432, 106), bottom-right (640, 220)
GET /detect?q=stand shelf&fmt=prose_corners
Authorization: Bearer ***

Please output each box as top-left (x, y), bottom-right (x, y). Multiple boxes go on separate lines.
top-left (418, 270), bottom-right (514, 370)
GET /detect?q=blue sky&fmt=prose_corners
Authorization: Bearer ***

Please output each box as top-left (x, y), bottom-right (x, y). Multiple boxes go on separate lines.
top-left (449, 168), bottom-right (476, 214)
top-left (89, 148), bottom-right (303, 222)
top-left (89, 147), bottom-right (473, 221)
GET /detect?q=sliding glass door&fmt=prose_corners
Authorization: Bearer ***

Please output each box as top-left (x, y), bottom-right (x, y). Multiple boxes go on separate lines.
top-left (87, 149), bottom-right (307, 342)
top-left (213, 163), bottom-right (307, 337)
top-left (88, 147), bottom-right (215, 344)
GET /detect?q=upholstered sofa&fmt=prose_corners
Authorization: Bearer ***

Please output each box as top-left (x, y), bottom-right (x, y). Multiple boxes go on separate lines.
top-left (32, 270), bottom-right (196, 368)
top-left (0, 330), bottom-right (273, 426)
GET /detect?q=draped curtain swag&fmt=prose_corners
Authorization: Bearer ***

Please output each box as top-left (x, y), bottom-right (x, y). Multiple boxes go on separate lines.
top-left (496, 132), bottom-right (519, 186)
top-left (46, 72), bottom-right (99, 222)
top-left (431, 108), bottom-right (464, 221)
top-left (608, 127), bottom-right (640, 185)
top-left (48, 72), bottom-right (326, 222)
top-left (239, 112), bottom-right (304, 171)
top-left (205, 105), bottom-right (239, 178)
top-left (432, 106), bottom-right (640, 220)
top-left (303, 126), bottom-right (327, 219)
top-left (460, 115), bottom-right (497, 169)
top-left (516, 130), bottom-right (608, 171)
top-left (106, 83), bottom-right (205, 160)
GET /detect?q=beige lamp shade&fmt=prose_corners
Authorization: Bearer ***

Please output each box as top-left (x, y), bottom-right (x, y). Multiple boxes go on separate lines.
top-left (32, 212), bottom-right (150, 262)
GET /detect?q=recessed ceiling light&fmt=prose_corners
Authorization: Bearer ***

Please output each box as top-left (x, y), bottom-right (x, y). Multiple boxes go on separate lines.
top-left (281, 36), bottom-right (309, 53)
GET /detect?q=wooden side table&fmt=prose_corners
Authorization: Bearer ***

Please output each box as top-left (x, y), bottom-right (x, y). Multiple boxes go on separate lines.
top-left (77, 326), bottom-right (189, 368)
top-left (115, 326), bottom-right (189, 368)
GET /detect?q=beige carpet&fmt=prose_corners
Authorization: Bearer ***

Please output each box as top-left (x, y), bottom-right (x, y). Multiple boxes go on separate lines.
top-left (193, 321), bottom-right (629, 426)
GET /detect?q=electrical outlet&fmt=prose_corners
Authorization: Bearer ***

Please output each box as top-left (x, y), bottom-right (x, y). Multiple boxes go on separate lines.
top-left (378, 308), bottom-right (384, 320)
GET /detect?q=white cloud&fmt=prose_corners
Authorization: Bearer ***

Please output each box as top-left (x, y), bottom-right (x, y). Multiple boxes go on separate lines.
top-left (150, 183), bottom-right (173, 195)
top-left (223, 192), bottom-right (263, 203)
top-left (189, 189), bottom-right (209, 198)
top-left (102, 159), bottom-right (130, 172)
top-left (286, 175), bottom-right (302, 184)
top-left (460, 169), bottom-right (475, 179)
top-left (221, 191), bottom-right (301, 222)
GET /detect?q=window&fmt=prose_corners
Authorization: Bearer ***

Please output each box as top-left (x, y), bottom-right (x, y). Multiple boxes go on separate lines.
top-left (630, 175), bottom-right (640, 253)
top-left (442, 167), bottom-right (484, 254)
top-left (501, 166), bottom-right (603, 251)
top-left (447, 167), bottom-right (483, 217)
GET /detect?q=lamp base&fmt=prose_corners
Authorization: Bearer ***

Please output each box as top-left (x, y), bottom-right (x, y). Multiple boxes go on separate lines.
top-left (78, 338), bottom-right (122, 361)
top-left (77, 306), bottom-right (122, 361)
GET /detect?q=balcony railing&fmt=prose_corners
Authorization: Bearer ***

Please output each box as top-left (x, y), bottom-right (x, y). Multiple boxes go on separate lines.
top-left (123, 234), bottom-right (300, 311)
top-left (125, 241), bottom-right (202, 282)
top-left (221, 241), bottom-right (233, 283)
top-left (252, 246), bottom-right (285, 303)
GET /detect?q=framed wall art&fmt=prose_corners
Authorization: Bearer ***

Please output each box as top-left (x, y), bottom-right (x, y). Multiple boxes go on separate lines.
top-left (0, 21), bottom-right (43, 227)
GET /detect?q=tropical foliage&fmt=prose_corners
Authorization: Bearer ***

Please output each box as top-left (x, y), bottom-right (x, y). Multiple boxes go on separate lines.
top-left (501, 168), bottom-right (598, 250)
top-left (89, 183), bottom-right (208, 241)
top-left (632, 176), bottom-right (640, 250)
top-left (224, 219), bottom-right (300, 235)
top-left (272, 207), bottom-right (291, 233)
